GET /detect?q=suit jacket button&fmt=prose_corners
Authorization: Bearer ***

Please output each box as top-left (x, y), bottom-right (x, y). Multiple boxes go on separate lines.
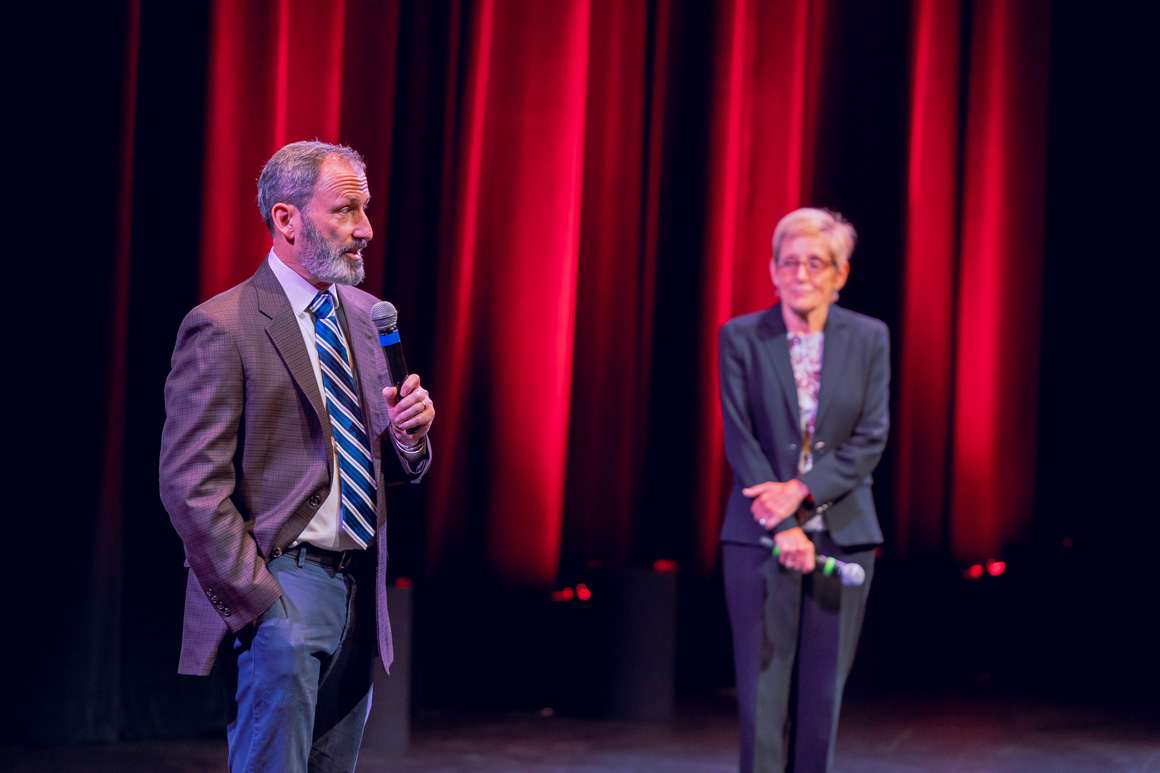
top-left (271, 547), bottom-right (283, 558)
top-left (309, 494), bottom-right (321, 507)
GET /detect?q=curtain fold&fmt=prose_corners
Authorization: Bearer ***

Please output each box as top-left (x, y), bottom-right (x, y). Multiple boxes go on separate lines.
top-left (897, 0), bottom-right (1049, 562)
top-left (339, 0), bottom-right (402, 296)
top-left (948, 0), bottom-right (1048, 561)
top-left (430, 0), bottom-right (593, 587)
top-left (560, 0), bottom-right (656, 573)
top-left (86, 0), bottom-right (141, 744)
top-left (896, 0), bottom-right (962, 557)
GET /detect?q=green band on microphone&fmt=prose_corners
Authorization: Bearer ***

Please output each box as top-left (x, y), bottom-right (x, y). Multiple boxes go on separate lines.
top-left (823, 557), bottom-right (836, 576)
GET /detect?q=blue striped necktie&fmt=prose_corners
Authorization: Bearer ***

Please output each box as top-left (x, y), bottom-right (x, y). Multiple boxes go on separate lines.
top-left (309, 291), bottom-right (376, 548)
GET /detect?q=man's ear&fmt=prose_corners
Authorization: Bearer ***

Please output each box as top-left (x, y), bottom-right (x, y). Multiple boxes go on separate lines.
top-left (271, 202), bottom-right (296, 241)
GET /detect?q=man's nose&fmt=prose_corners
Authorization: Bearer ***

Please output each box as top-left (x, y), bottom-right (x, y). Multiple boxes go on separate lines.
top-left (354, 213), bottom-right (373, 241)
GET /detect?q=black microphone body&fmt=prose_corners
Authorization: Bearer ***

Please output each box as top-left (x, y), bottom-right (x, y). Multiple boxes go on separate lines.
top-left (380, 326), bottom-right (409, 390)
top-left (370, 301), bottom-right (417, 435)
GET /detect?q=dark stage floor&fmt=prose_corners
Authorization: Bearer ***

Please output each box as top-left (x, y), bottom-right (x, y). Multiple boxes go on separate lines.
top-left (4, 689), bottom-right (1158, 771)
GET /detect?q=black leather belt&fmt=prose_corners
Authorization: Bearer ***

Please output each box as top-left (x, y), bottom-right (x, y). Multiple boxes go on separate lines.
top-left (293, 543), bottom-right (361, 572)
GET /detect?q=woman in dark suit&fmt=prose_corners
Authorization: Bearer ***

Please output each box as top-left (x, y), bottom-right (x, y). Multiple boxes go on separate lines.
top-left (719, 208), bottom-right (889, 772)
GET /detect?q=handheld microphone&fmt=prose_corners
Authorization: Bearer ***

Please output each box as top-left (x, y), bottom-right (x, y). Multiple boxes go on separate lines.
top-left (759, 536), bottom-right (866, 586)
top-left (370, 301), bottom-right (417, 435)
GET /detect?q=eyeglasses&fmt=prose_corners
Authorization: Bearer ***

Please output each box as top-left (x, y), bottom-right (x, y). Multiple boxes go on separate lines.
top-left (777, 257), bottom-right (834, 276)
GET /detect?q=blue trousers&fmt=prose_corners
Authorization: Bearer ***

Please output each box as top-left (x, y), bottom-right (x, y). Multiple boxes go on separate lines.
top-left (723, 535), bottom-right (874, 773)
top-left (224, 549), bottom-right (375, 773)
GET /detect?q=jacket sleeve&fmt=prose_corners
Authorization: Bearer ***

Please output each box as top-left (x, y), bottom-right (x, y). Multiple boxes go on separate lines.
top-left (159, 309), bottom-right (281, 632)
top-left (719, 322), bottom-right (782, 481)
top-left (384, 433), bottom-right (431, 484)
top-left (797, 321), bottom-right (890, 512)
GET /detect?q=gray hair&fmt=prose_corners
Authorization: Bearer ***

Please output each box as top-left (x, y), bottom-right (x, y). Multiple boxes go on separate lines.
top-left (772, 207), bottom-right (858, 271)
top-left (257, 140), bottom-right (366, 236)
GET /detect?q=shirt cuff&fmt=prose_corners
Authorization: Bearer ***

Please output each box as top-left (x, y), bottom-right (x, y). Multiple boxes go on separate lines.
top-left (390, 430), bottom-right (427, 470)
top-left (391, 431), bottom-right (425, 454)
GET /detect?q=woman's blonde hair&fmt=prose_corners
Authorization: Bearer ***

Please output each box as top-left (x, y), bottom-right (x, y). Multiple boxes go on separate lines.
top-left (772, 208), bottom-right (858, 270)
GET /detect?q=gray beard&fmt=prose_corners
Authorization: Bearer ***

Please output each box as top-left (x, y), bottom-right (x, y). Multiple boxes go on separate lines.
top-left (300, 216), bottom-right (366, 286)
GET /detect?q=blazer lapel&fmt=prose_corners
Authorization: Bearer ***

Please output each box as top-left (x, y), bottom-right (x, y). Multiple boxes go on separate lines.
top-left (757, 305), bottom-right (800, 431)
top-left (816, 305), bottom-right (849, 429)
top-left (254, 260), bottom-right (329, 432)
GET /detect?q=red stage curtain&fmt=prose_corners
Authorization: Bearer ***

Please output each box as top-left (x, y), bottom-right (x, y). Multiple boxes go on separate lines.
top-left (561, 0), bottom-right (659, 572)
top-left (189, 0), bottom-right (1051, 588)
top-left (948, 0), bottom-right (1049, 561)
top-left (199, 0), bottom-right (401, 298)
top-left (428, 0), bottom-right (595, 586)
top-left (897, 0), bottom-right (1049, 561)
top-left (86, 0), bottom-right (141, 742)
top-left (31, 0), bottom-right (1067, 746)
top-left (895, 0), bottom-right (962, 558)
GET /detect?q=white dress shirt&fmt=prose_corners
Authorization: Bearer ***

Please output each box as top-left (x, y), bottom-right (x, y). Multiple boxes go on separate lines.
top-left (267, 251), bottom-right (422, 551)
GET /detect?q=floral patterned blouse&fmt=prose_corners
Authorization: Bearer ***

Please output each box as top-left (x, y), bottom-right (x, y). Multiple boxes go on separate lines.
top-left (788, 331), bottom-right (824, 530)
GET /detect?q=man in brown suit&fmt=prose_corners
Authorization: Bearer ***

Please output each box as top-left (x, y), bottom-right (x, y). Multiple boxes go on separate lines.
top-left (160, 141), bottom-right (432, 772)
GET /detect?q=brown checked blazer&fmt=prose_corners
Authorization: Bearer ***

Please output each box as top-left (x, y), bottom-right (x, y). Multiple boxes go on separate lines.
top-left (160, 257), bottom-right (428, 676)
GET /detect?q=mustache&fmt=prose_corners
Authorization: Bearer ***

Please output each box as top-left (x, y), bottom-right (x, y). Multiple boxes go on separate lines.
top-left (343, 239), bottom-right (369, 255)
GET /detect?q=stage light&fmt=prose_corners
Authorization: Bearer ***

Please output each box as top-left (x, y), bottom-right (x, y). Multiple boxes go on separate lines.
top-left (551, 587), bottom-right (575, 602)
top-left (575, 583), bottom-right (592, 601)
top-left (985, 559), bottom-right (1006, 576)
top-left (653, 559), bottom-right (678, 573)
top-left (963, 564), bottom-right (984, 580)
top-left (393, 577), bottom-right (413, 588)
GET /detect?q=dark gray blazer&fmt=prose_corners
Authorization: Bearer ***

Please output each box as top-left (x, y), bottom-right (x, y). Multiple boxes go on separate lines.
top-left (718, 303), bottom-right (889, 548)
top-left (160, 258), bottom-right (428, 676)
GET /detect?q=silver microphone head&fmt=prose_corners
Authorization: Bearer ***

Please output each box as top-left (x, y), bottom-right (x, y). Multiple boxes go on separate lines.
top-left (371, 301), bottom-right (399, 334)
top-left (838, 562), bottom-right (866, 586)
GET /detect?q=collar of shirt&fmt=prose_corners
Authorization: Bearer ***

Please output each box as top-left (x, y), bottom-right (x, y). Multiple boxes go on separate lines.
top-left (267, 249), bottom-right (342, 318)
